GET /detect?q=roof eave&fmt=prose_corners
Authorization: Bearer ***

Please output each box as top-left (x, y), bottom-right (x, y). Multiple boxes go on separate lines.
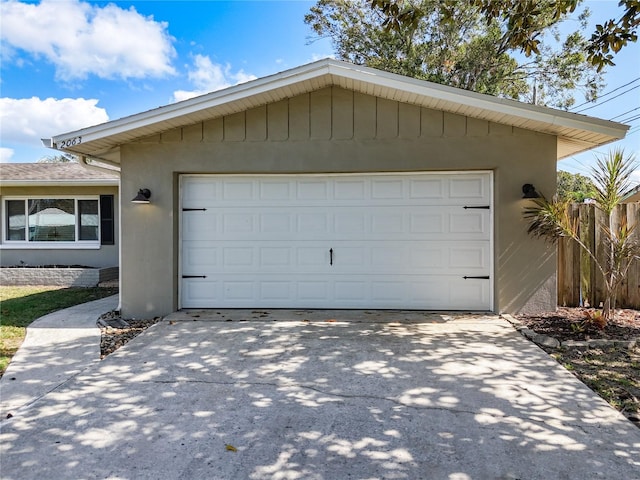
top-left (50, 58), bottom-right (630, 162)
top-left (0, 179), bottom-right (119, 187)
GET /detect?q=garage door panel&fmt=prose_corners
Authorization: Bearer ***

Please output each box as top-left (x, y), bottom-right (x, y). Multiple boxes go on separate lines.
top-left (183, 244), bottom-right (219, 269)
top-left (183, 274), bottom-right (489, 309)
top-left (188, 241), bottom-right (488, 275)
top-left (192, 208), bottom-right (488, 241)
top-left (260, 181), bottom-right (291, 201)
top-left (298, 281), bottom-right (329, 301)
top-left (182, 279), bottom-right (220, 306)
top-left (334, 181), bottom-right (366, 200)
top-left (181, 173), bottom-right (492, 310)
top-left (260, 281), bottom-right (292, 300)
top-left (449, 177), bottom-right (488, 198)
top-left (335, 281), bottom-right (368, 301)
top-left (409, 178), bottom-right (444, 199)
top-left (450, 212), bottom-right (489, 234)
top-left (259, 247), bottom-right (292, 266)
top-left (182, 174), bottom-right (491, 208)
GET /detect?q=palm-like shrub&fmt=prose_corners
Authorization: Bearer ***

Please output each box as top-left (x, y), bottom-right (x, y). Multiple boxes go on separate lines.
top-left (524, 149), bottom-right (639, 322)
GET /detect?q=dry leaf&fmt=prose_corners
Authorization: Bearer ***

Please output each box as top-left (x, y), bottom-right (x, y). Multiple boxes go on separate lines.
top-left (225, 444), bottom-right (237, 452)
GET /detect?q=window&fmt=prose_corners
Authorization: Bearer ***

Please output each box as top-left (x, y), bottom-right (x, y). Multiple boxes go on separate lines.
top-left (4, 197), bottom-right (105, 245)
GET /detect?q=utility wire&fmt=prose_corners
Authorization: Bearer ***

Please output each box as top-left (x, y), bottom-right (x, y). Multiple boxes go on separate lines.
top-left (619, 114), bottom-right (640, 123)
top-left (570, 77), bottom-right (640, 111)
top-left (609, 107), bottom-right (640, 121)
top-left (574, 85), bottom-right (640, 113)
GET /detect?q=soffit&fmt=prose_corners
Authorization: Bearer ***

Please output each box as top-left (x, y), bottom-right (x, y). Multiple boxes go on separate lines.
top-left (50, 59), bottom-right (629, 163)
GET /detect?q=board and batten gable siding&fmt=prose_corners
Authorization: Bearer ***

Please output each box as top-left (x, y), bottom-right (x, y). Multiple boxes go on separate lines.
top-left (120, 86), bottom-right (557, 318)
top-left (136, 87), bottom-right (529, 144)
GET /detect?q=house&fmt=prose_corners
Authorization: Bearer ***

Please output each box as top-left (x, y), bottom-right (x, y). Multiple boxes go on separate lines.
top-left (46, 59), bottom-right (629, 318)
top-left (0, 162), bottom-right (119, 283)
top-left (622, 185), bottom-right (640, 203)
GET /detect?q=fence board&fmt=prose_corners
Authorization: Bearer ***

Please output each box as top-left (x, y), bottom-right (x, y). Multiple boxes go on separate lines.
top-left (627, 203), bottom-right (640, 308)
top-left (557, 202), bottom-right (640, 309)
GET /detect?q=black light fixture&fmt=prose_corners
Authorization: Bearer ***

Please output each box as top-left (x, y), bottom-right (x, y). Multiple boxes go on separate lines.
top-left (522, 183), bottom-right (540, 199)
top-left (131, 188), bottom-right (151, 204)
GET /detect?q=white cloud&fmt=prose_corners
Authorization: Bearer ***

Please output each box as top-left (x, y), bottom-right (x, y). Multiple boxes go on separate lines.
top-left (0, 97), bottom-right (109, 145)
top-left (173, 55), bottom-right (257, 102)
top-left (0, 148), bottom-right (15, 163)
top-left (310, 53), bottom-right (335, 62)
top-left (0, 0), bottom-right (176, 81)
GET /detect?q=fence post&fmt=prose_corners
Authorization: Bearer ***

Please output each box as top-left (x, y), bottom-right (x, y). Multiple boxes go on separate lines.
top-left (627, 203), bottom-right (640, 308)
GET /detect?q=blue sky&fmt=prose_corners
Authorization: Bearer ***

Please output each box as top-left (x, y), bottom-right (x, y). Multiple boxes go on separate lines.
top-left (1, 0), bottom-right (638, 183)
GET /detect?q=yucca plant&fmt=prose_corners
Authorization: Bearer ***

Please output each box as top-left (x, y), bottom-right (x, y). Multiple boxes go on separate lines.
top-left (524, 148), bottom-right (639, 323)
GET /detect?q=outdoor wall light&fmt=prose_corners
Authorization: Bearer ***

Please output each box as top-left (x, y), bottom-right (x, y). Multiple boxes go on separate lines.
top-left (522, 184), bottom-right (540, 199)
top-left (131, 188), bottom-right (151, 204)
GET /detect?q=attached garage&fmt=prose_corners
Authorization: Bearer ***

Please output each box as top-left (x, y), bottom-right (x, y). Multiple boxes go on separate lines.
top-left (180, 172), bottom-right (492, 310)
top-left (48, 59), bottom-right (629, 318)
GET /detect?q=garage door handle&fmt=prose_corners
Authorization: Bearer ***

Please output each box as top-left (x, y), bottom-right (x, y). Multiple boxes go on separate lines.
top-left (330, 248), bottom-right (333, 266)
top-left (463, 276), bottom-right (490, 280)
top-left (182, 275), bottom-right (207, 279)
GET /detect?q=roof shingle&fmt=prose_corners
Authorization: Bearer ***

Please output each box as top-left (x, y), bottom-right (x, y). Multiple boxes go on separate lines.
top-left (0, 162), bottom-right (118, 183)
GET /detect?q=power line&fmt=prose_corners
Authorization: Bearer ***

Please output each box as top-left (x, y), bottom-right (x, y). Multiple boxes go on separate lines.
top-left (574, 85), bottom-right (640, 113)
top-left (570, 77), bottom-right (640, 111)
top-left (620, 114), bottom-right (640, 123)
top-left (609, 107), bottom-right (640, 121)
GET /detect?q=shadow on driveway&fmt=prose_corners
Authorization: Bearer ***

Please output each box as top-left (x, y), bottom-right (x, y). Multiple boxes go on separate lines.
top-left (1, 312), bottom-right (639, 479)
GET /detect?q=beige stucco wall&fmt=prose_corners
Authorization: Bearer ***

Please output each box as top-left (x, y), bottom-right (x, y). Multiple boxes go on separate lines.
top-left (120, 86), bottom-right (557, 318)
top-left (0, 185), bottom-right (119, 268)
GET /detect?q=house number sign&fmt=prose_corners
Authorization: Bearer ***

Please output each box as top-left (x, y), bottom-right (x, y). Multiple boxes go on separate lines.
top-left (57, 136), bottom-right (82, 148)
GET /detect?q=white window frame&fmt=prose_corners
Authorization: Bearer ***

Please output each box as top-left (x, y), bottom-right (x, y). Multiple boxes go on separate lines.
top-left (1, 195), bottom-right (101, 250)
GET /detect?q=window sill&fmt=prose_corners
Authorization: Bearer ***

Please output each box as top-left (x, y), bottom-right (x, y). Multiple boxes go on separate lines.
top-left (0, 243), bottom-right (101, 250)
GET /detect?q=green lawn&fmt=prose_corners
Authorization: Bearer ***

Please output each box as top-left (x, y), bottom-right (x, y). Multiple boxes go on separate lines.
top-left (0, 286), bottom-right (118, 376)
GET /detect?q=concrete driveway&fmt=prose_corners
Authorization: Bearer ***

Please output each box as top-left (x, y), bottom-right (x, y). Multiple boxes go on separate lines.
top-left (1, 310), bottom-right (639, 480)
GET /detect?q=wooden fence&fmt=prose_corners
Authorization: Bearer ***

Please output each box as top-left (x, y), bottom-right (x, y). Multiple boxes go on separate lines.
top-left (557, 202), bottom-right (640, 309)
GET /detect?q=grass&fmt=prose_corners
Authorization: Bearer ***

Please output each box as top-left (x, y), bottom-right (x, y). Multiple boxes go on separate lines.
top-left (0, 286), bottom-right (118, 376)
top-left (550, 346), bottom-right (640, 420)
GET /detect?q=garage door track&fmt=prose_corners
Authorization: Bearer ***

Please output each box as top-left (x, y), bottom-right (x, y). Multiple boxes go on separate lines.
top-left (1, 310), bottom-right (638, 479)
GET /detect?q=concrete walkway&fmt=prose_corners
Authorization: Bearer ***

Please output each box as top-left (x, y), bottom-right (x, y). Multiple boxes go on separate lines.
top-left (1, 310), bottom-right (639, 479)
top-left (0, 295), bottom-right (118, 418)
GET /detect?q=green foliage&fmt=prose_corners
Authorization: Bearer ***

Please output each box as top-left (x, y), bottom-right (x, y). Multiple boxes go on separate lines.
top-left (37, 153), bottom-right (76, 163)
top-left (525, 149), bottom-right (639, 323)
top-left (557, 170), bottom-right (598, 202)
top-left (371, 0), bottom-right (639, 72)
top-left (0, 286), bottom-right (118, 375)
top-left (306, 0), bottom-right (604, 109)
top-left (592, 148), bottom-right (636, 216)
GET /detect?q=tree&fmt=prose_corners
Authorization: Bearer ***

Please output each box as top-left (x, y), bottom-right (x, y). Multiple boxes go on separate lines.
top-left (37, 153), bottom-right (76, 163)
top-left (524, 149), bottom-right (639, 323)
top-left (557, 170), bottom-right (598, 202)
top-left (306, 0), bottom-right (604, 109)
top-left (371, 0), bottom-right (639, 72)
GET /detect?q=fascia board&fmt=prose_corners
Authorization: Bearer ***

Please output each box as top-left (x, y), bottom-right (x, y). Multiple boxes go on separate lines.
top-left (51, 58), bottom-right (628, 149)
top-left (0, 179), bottom-right (119, 187)
top-left (51, 62), bottom-right (336, 147)
top-left (326, 61), bottom-right (629, 139)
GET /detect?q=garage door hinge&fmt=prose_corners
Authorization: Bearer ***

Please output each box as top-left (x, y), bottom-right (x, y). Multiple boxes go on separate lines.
top-left (182, 275), bottom-right (207, 279)
top-left (463, 205), bottom-right (490, 210)
top-left (182, 208), bottom-right (207, 211)
top-left (463, 276), bottom-right (490, 280)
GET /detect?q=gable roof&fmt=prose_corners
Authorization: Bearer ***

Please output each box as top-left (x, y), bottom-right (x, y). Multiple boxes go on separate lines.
top-left (622, 184), bottom-right (640, 203)
top-left (48, 59), bottom-right (629, 163)
top-left (0, 162), bottom-right (119, 187)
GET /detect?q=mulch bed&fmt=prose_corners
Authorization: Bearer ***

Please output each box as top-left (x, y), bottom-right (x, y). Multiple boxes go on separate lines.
top-left (98, 311), bottom-right (161, 358)
top-left (517, 307), bottom-right (640, 342)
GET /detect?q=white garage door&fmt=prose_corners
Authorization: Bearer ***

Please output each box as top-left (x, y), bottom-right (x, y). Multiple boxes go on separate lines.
top-left (180, 173), bottom-right (492, 310)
